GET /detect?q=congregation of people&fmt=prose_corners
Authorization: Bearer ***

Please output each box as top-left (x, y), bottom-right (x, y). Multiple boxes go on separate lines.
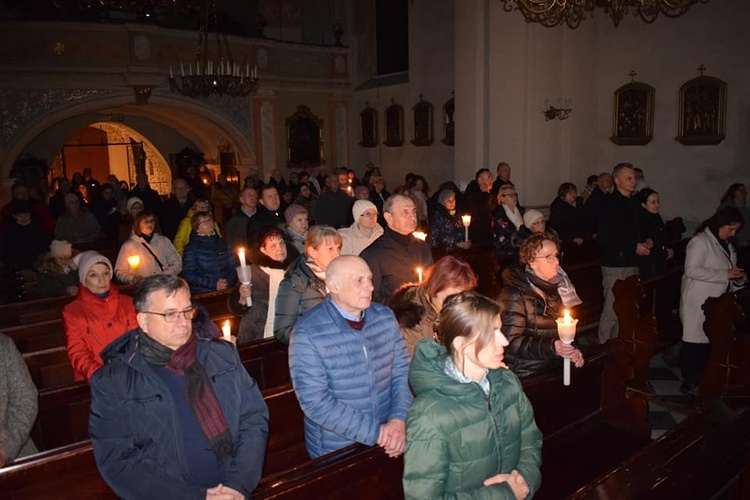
top-left (1, 159), bottom-right (748, 498)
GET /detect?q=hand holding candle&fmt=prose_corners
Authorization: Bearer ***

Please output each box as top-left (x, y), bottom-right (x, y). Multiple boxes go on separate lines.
top-left (555, 309), bottom-right (578, 386)
top-left (236, 265), bottom-right (253, 307)
top-left (461, 214), bottom-right (472, 242)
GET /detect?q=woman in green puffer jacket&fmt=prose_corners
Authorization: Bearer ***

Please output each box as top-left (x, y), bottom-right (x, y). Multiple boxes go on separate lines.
top-left (403, 292), bottom-right (542, 499)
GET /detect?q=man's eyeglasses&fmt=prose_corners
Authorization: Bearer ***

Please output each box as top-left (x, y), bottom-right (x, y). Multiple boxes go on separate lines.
top-left (535, 252), bottom-right (562, 263)
top-left (141, 307), bottom-right (197, 323)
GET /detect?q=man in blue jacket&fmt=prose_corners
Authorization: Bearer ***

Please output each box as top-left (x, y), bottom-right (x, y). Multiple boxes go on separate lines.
top-left (89, 275), bottom-right (269, 499)
top-left (289, 255), bottom-right (412, 459)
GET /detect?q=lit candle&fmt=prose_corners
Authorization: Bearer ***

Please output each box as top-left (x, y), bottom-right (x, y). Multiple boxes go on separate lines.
top-left (127, 255), bottom-right (140, 273)
top-left (412, 231), bottom-right (427, 242)
top-left (556, 309), bottom-right (578, 386)
top-left (461, 214), bottom-right (472, 241)
top-left (416, 267), bottom-right (423, 283)
top-left (346, 186), bottom-right (352, 196)
top-left (238, 248), bottom-right (247, 268)
top-left (222, 320), bottom-right (231, 341)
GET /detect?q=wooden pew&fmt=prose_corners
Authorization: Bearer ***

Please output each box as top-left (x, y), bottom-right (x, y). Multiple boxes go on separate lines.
top-left (29, 338), bottom-right (289, 452)
top-left (569, 392), bottom-right (750, 499)
top-left (0, 384), bottom-right (305, 500)
top-left (253, 342), bottom-right (651, 499)
top-left (612, 268), bottom-right (683, 394)
top-left (700, 289), bottom-right (750, 404)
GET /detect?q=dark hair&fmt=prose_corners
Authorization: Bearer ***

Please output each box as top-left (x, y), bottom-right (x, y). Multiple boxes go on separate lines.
top-left (437, 292), bottom-right (501, 359)
top-left (258, 226), bottom-right (285, 249)
top-left (133, 210), bottom-right (160, 234)
top-left (423, 256), bottom-right (478, 300)
top-left (190, 211), bottom-right (213, 231)
top-left (557, 182), bottom-right (577, 198)
top-left (636, 188), bottom-right (658, 207)
top-left (133, 275), bottom-right (189, 312)
top-left (586, 175), bottom-right (598, 185)
top-left (696, 206), bottom-right (745, 236)
top-left (474, 168), bottom-right (491, 180)
top-left (259, 184), bottom-right (278, 198)
top-left (518, 232), bottom-right (560, 265)
top-left (407, 175), bottom-right (428, 194)
top-left (720, 183), bottom-right (746, 204)
top-left (612, 163), bottom-right (634, 178)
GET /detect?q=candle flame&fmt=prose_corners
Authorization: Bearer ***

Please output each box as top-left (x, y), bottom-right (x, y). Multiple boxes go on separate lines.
top-left (222, 320), bottom-right (231, 341)
top-left (412, 231), bottom-right (427, 241)
top-left (563, 309), bottom-right (572, 324)
top-left (127, 255), bottom-right (140, 268)
top-left (461, 214), bottom-right (472, 226)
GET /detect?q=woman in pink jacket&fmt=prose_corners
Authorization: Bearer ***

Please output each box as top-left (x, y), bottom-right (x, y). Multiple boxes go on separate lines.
top-left (62, 251), bottom-right (137, 381)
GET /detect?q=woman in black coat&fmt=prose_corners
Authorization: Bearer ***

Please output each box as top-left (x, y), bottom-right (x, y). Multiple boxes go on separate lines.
top-left (497, 233), bottom-right (584, 378)
top-left (636, 188), bottom-right (673, 278)
top-left (548, 182), bottom-right (589, 247)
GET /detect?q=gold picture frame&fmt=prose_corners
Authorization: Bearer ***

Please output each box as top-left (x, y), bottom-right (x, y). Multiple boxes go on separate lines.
top-left (676, 75), bottom-right (727, 146)
top-left (610, 81), bottom-right (654, 146)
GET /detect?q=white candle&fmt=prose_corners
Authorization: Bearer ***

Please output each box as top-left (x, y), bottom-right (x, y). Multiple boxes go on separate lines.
top-left (246, 62), bottom-right (250, 77)
top-left (222, 320), bottom-right (231, 341)
top-left (556, 309), bottom-right (578, 387)
top-left (169, 64), bottom-right (173, 79)
top-left (180, 62), bottom-right (185, 77)
top-left (416, 267), bottom-right (423, 283)
top-left (127, 255), bottom-right (140, 272)
top-left (462, 214), bottom-right (471, 241)
top-left (238, 248), bottom-right (247, 268)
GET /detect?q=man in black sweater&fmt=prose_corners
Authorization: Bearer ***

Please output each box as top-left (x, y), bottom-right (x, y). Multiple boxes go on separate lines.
top-left (597, 163), bottom-right (651, 343)
top-left (360, 194), bottom-right (433, 303)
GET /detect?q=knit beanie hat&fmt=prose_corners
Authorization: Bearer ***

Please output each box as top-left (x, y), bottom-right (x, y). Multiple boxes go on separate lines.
top-left (523, 209), bottom-right (544, 228)
top-left (284, 204), bottom-right (308, 224)
top-left (50, 240), bottom-right (73, 258)
top-left (74, 251), bottom-right (112, 284)
top-left (352, 199), bottom-right (377, 220)
top-left (126, 197), bottom-right (144, 213)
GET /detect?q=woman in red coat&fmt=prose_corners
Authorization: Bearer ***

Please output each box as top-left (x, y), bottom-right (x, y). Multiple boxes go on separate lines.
top-left (62, 251), bottom-right (137, 381)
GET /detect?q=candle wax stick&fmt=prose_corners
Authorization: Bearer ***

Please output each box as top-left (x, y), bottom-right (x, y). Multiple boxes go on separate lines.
top-left (564, 358), bottom-right (571, 386)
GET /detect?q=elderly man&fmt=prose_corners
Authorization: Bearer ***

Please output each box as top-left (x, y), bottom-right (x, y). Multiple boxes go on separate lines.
top-left (54, 193), bottom-right (102, 244)
top-left (226, 186), bottom-right (258, 251)
top-left (597, 163), bottom-right (650, 343)
top-left (89, 275), bottom-right (269, 499)
top-left (360, 194), bottom-right (433, 303)
top-left (464, 168), bottom-right (495, 247)
top-left (161, 179), bottom-right (195, 241)
top-left (316, 174), bottom-right (353, 228)
top-left (289, 255), bottom-right (412, 459)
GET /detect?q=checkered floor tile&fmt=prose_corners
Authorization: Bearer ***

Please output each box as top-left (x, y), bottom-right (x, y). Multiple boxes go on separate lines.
top-left (643, 351), bottom-right (692, 439)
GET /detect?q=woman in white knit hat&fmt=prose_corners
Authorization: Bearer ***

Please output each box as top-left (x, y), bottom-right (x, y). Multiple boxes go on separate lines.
top-left (62, 251), bottom-right (137, 381)
top-left (337, 199), bottom-right (384, 256)
top-left (34, 240), bottom-right (80, 298)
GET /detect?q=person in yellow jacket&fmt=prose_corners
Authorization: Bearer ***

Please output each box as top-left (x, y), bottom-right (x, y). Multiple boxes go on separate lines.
top-left (173, 199), bottom-right (222, 256)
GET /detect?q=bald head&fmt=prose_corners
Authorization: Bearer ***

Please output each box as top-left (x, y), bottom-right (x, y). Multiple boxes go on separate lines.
top-left (326, 255), bottom-right (374, 317)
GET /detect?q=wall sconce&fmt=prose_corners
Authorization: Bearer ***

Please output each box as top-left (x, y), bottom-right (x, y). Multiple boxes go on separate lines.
top-left (544, 98), bottom-right (573, 121)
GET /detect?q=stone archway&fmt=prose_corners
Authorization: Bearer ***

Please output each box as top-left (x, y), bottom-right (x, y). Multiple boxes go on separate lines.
top-left (0, 89), bottom-right (257, 200)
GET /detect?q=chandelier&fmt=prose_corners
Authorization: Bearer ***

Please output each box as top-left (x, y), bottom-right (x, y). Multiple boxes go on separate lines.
top-left (499, 0), bottom-right (708, 29)
top-left (169, 0), bottom-right (258, 98)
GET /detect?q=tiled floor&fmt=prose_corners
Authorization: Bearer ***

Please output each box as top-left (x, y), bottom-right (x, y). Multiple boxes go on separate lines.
top-left (641, 353), bottom-right (692, 439)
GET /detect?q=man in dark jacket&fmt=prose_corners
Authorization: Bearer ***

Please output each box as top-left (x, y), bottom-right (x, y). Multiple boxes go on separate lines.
top-left (361, 194), bottom-right (433, 303)
top-left (245, 185), bottom-right (283, 262)
top-left (89, 275), bottom-right (269, 499)
top-left (160, 179), bottom-right (195, 241)
top-left (316, 174), bottom-right (353, 228)
top-left (463, 168), bottom-right (494, 247)
top-left (596, 163), bottom-right (651, 343)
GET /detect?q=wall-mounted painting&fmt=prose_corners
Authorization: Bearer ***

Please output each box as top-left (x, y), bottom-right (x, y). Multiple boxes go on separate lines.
top-left (676, 74), bottom-right (727, 146)
top-left (359, 104), bottom-right (377, 148)
top-left (442, 96), bottom-right (455, 146)
top-left (384, 100), bottom-right (404, 147)
top-left (286, 105), bottom-right (324, 168)
top-left (411, 95), bottom-right (433, 146)
top-left (610, 81), bottom-right (655, 146)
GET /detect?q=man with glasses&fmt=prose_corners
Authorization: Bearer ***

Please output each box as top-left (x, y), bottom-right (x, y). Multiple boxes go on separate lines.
top-left (90, 275), bottom-right (269, 499)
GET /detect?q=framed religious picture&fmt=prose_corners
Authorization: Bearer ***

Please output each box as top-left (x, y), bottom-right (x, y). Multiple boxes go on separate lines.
top-left (359, 104), bottom-right (377, 148)
top-left (676, 73), bottom-right (727, 146)
top-left (383, 100), bottom-right (404, 147)
top-left (286, 105), bottom-right (324, 168)
top-left (610, 81), bottom-right (655, 146)
top-left (442, 96), bottom-right (455, 146)
top-left (411, 96), bottom-right (433, 146)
